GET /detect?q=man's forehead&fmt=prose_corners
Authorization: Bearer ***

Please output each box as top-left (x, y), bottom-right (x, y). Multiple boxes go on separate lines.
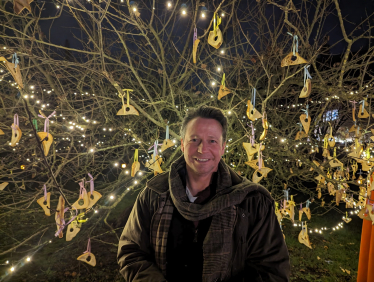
top-left (185, 118), bottom-right (223, 137)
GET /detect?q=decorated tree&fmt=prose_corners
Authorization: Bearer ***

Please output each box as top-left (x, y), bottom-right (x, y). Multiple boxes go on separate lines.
top-left (0, 0), bottom-right (373, 280)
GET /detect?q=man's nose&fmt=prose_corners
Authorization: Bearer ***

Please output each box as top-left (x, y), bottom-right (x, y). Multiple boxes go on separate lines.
top-left (197, 141), bottom-right (206, 153)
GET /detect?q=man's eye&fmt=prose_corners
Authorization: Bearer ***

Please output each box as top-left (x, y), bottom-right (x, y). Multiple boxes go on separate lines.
top-left (210, 140), bottom-right (217, 143)
top-left (191, 138), bottom-right (197, 142)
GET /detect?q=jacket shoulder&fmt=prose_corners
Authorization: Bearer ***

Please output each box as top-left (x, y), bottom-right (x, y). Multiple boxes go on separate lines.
top-left (145, 171), bottom-right (169, 194)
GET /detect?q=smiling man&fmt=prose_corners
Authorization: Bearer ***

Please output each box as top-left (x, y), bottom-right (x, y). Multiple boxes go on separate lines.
top-left (118, 106), bottom-right (290, 282)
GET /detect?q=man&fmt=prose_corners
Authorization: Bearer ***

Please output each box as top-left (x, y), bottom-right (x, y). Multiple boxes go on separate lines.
top-left (118, 106), bottom-right (290, 282)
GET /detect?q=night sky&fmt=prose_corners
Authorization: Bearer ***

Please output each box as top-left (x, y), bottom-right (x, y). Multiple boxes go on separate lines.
top-left (35, 0), bottom-right (374, 55)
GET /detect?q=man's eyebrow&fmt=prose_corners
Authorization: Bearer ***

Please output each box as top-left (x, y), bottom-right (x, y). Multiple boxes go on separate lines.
top-left (187, 134), bottom-right (219, 139)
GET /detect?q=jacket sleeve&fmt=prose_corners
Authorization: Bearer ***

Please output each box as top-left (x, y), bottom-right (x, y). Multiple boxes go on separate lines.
top-left (117, 188), bottom-right (167, 282)
top-left (245, 194), bottom-right (290, 282)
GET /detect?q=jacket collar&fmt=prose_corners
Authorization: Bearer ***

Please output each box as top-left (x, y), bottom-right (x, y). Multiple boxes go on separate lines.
top-left (146, 155), bottom-right (239, 194)
top-left (146, 154), bottom-right (273, 204)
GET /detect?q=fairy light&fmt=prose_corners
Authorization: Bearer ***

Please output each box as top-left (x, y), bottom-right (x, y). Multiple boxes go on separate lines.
top-left (110, 195), bottom-right (114, 200)
top-left (167, 2), bottom-right (172, 8)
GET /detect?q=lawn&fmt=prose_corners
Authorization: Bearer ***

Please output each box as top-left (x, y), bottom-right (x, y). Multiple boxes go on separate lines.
top-left (284, 210), bottom-right (362, 282)
top-left (1, 197), bottom-right (362, 282)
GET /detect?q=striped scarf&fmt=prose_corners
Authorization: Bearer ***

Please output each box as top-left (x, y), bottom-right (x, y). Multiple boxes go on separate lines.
top-left (151, 156), bottom-right (262, 281)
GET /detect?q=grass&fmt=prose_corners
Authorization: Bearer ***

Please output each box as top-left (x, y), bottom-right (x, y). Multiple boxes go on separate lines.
top-left (284, 210), bottom-right (362, 282)
top-left (1, 197), bottom-right (362, 282)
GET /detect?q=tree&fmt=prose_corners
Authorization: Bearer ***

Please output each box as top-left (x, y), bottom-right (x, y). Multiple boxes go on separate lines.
top-left (0, 0), bottom-right (373, 280)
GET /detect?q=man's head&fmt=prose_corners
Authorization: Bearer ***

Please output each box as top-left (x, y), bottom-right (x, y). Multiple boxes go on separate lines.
top-left (180, 106), bottom-right (227, 178)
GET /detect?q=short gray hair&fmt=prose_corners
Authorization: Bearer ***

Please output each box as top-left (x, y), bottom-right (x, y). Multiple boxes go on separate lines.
top-left (180, 105), bottom-right (228, 144)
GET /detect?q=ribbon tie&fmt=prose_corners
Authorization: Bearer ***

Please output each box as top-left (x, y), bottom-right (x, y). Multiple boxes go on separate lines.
top-left (32, 119), bottom-right (38, 131)
top-left (283, 189), bottom-right (289, 201)
top-left (165, 124), bottom-right (170, 140)
top-left (148, 140), bottom-right (161, 161)
top-left (303, 65), bottom-right (312, 86)
top-left (221, 73), bottom-right (226, 87)
top-left (359, 100), bottom-right (365, 114)
top-left (87, 173), bottom-right (94, 195)
top-left (251, 88), bottom-right (256, 108)
top-left (11, 114), bottom-right (19, 131)
top-left (38, 110), bottom-right (56, 137)
top-left (55, 207), bottom-right (77, 237)
top-left (301, 104), bottom-right (309, 119)
top-left (12, 53), bottom-right (19, 69)
top-left (306, 199), bottom-right (311, 208)
top-left (79, 180), bottom-right (87, 199)
top-left (213, 13), bottom-right (222, 36)
top-left (84, 238), bottom-right (92, 254)
top-left (247, 122), bottom-right (255, 146)
top-left (43, 184), bottom-right (48, 202)
top-left (297, 122), bottom-right (303, 132)
top-left (287, 32), bottom-right (299, 56)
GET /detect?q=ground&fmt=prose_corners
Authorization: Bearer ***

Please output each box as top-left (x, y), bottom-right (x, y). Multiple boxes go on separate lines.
top-left (1, 190), bottom-right (362, 282)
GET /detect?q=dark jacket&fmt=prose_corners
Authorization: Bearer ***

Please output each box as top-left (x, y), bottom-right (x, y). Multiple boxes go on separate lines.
top-left (118, 156), bottom-right (290, 282)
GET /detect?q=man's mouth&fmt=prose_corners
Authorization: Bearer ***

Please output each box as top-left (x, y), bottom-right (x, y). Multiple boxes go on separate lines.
top-left (194, 158), bottom-right (209, 162)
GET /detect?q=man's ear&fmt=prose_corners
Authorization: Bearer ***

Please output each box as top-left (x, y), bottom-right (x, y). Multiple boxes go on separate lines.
top-left (181, 139), bottom-right (185, 153)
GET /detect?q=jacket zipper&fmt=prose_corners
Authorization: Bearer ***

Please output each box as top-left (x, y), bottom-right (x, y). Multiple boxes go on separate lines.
top-left (193, 228), bottom-right (198, 243)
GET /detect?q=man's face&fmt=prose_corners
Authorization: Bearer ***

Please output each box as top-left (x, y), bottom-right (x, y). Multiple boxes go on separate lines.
top-left (181, 117), bottom-right (226, 178)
